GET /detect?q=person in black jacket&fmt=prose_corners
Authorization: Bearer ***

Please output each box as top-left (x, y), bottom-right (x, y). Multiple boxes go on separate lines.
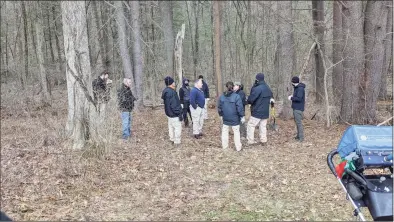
top-left (198, 75), bottom-right (210, 120)
top-left (117, 78), bottom-right (137, 140)
top-left (288, 76), bottom-right (306, 142)
top-left (162, 76), bottom-right (183, 146)
top-left (92, 71), bottom-right (112, 104)
top-left (218, 81), bottom-right (245, 151)
top-left (234, 81), bottom-right (247, 139)
top-left (247, 73), bottom-right (274, 146)
top-left (179, 78), bottom-right (192, 127)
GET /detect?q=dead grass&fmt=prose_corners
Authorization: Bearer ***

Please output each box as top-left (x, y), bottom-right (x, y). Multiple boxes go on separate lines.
top-left (1, 83), bottom-right (382, 221)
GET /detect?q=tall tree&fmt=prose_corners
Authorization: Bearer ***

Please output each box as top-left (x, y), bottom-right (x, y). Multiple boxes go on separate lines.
top-left (332, 1), bottom-right (343, 105)
top-left (130, 1), bottom-right (144, 108)
top-left (21, 1), bottom-right (28, 83)
top-left (277, 1), bottom-right (295, 119)
top-left (61, 1), bottom-right (96, 149)
top-left (35, 2), bottom-right (51, 106)
top-left (312, 0), bottom-right (325, 104)
top-left (160, 1), bottom-right (175, 77)
top-left (115, 1), bottom-right (136, 95)
top-left (379, 1), bottom-right (393, 100)
top-left (340, 1), bottom-right (364, 123)
top-left (213, 0), bottom-right (222, 96)
top-left (362, 0), bottom-right (388, 123)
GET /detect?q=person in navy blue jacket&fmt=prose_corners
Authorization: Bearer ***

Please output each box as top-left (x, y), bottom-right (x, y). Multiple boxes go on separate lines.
top-left (190, 79), bottom-right (206, 139)
top-left (162, 76), bottom-right (183, 146)
top-left (288, 76), bottom-right (306, 142)
top-left (247, 73), bottom-right (274, 146)
top-left (198, 75), bottom-right (210, 119)
top-left (218, 81), bottom-right (245, 151)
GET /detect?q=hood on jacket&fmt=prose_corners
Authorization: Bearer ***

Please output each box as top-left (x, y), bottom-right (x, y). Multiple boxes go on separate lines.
top-left (182, 78), bottom-right (190, 88)
top-left (294, 83), bottom-right (306, 89)
top-left (224, 90), bottom-right (234, 97)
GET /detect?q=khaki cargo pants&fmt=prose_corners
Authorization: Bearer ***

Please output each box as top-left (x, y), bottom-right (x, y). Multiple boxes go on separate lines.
top-left (247, 116), bottom-right (268, 144)
top-left (168, 117), bottom-right (182, 144)
top-left (222, 124), bottom-right (242, 151)
top-left (190, 106), bottom-right (204, 135)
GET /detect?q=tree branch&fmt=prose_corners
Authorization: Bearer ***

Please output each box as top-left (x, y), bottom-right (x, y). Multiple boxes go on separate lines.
top-left (299, 42), bottom-right (316, 80)
top-left (377, 116), bottom-right (393, 126)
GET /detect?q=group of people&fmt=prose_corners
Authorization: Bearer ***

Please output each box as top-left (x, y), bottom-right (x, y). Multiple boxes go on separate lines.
top-left (161, 73), bottom-right (306, 151)
top-left (91, 71), bottom-right (306, 149)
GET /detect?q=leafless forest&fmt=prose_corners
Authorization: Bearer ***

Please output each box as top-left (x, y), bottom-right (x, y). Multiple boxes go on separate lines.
top-left (1, 1), bottom-right (393, 220)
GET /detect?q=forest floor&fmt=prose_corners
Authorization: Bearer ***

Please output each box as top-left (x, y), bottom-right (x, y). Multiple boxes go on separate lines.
top-left (2, 83), bottom-right (391, 221)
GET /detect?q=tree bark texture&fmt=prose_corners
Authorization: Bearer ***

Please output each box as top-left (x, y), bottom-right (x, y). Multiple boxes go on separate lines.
top-left (332, 1), bottom-right (344, 105)
top-left (160, 1), bottom-right (175, 77)
top-left (312, 0), bottom-right (325, 104)
top-left (213, 1), bottom-right (223, 97)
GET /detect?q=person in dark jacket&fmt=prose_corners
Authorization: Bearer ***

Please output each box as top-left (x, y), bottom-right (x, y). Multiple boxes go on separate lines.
top-left (92, 71), bottom-right (112, 104)
top-left (198, 75), bottom-right (210, 120)
top-left (288, 76), bottom-right (306, 142)
top-left (234, 81), bottom-right (247, 139)
top-left (247, 73), bottom-right (274, 146)
top-left (190, 79), bottom-right (205, 139)
top-left (179, 78), bottom-right (192, 127)
top-left (162, 76), bottom-right (183, 146)
top-left (218, 81), bottom-right (245, 151)
top-left (117, 78), bottom-right (137, 140)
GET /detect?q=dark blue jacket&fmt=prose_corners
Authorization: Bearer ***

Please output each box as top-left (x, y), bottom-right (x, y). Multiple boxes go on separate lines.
top-left (218, 91), bottom-right (245, 126)
top-left (161, 87), bottom-right (182, 118)
top-left (202, 80), bottom-right (210, 98)
top-left (291, 83), bottom-right (306, 111)
top-left (235, 89), bottom-right (247, 108)
top-left (190, 87), bottom-right (205, 109)
top-left (247, 80), bottom-right (273, 119)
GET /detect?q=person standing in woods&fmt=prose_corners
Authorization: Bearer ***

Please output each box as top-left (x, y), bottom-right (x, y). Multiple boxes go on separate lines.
top-left (234, 81), bottom-right (247, 139)
top-left (190, 79), bottom-right (206, 139)
top-left (162, 76), bottom-right (183, 146)
top-left (218, 81), bottom-right (245, 151)
top-left (198, 75), bottom-right (210, 120)
top-left (117, 78), bottom-right (137, 140)
top-left (247, 73), bottom-right (274, 146)
top-left (179, 78), bottom-right (192, 127)
top-left (92, 71), bottom-right (112, 104)
top-left (288, 76), bottom-right (306, 142)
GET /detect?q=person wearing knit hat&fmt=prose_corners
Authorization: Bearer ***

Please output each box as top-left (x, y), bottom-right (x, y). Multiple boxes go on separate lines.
top-left (288, 76), bottom-right (306, 142)
top-left (246, 73), bottom-right (275, 146)
top-left (234, 81), bottom-right (247, 139)
top-left (161, 76), bottom-right (183, 147)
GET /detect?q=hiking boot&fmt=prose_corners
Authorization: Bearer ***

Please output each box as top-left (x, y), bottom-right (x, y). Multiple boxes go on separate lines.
top-left (194, 135), bottom-right (201, 139)
top-left (261, 142), bottom-right (267, 146)
top-left (199, 133), bottom-right (204, 137)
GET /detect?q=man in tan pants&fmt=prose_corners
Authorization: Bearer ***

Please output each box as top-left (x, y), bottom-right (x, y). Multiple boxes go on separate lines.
top-left (189, 79), bottom-right (206, 139)
top-left (161, 76), bottom-right (183, 146)
top-left (246, 73), bottom-right (274, 146)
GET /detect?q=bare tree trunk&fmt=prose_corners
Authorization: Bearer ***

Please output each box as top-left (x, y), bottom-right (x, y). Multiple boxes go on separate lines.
top-left (92, 1), bottom-right (107, 70)
top-left (46, 3), bottom-right (55, 63)
top-left (379, 2), bottom-right (393, 100)
top-left (62, 1), bottom-right (95, 149)
top-left (332, 1), bottom-right (344, 105)
top-left (174, 24), bottom-right (185, 94)
top-left (213, 1), bottom-right (223, 96)
top-left (87, 1), bottom-right (104, 75)
top-left (362, 0), bottom-right (388, 123)
top-left (130, 0), bottom-right (144, 108)
top-left (115, 1), bottom-right (136, 95)
top-left (52, 5), bottom-right (65, 79)
top-left (340, 1), bottom-right (364, 123)
top-left (160, 1), bottom-right (175, 77)
top-left (312, 0), bottom-right (325, 104)
top-left (35, 3), bottom-right (52, 106)
top-left (194, 1), bottom-right (200, 79)
top-left (277, 1), bottom-right (295, 119)
top-left (21, 1), bottom-right (29, 82)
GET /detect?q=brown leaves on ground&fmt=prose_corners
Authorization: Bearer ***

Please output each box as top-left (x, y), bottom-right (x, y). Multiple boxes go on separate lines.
top-left (1, 85), bottom-right (367, 221)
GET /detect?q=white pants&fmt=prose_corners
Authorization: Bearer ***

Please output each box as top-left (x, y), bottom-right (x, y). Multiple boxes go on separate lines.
top-left (168, 117), bottom-right (182, 144)
top-left (222, 125), bottom-right (242, 151)
top-left (190, 106), bottom-right (204, 135)
top-left (203, 98), bottom-right (209, 119)
top-left (247, 116), bottom-right (268, 144)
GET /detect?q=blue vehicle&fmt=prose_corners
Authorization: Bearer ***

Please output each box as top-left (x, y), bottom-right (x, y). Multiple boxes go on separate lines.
top-left (327, 125), bottom-right (393, 221)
